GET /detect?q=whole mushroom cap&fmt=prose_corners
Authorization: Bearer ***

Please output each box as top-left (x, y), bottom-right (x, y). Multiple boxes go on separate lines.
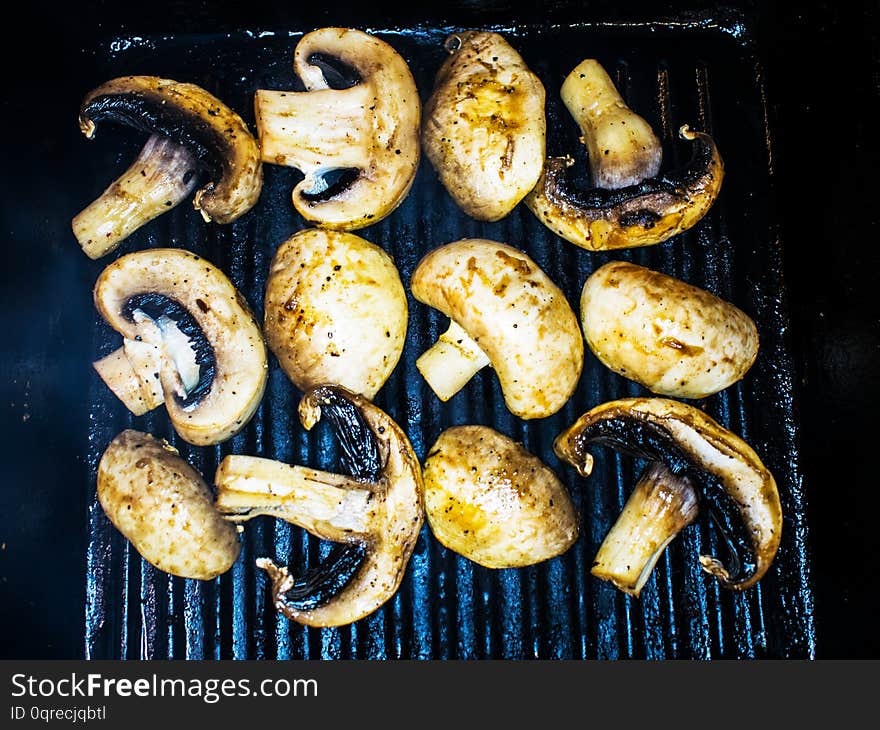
top-left (263, 228), bottom-right (407, 399)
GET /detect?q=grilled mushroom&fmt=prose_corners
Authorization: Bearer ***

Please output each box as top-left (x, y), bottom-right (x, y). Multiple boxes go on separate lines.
top-left (255, 27), bottom-right (420, 230)
top-left (561, 59), bottom-right (662, 190)
top-left (423, 425), bottom-right (578, 568)
top-left (98, 429), bottom-right (240, 580)
top-left (263, 228), bottom-right (407, 399)
top-left (526, 124), bottom-right (723, 250)
top-left (554, 398), bottom-right (782, 592)
top-left (581, 261), bottom-right (759, 398)
top-left (411, 239), bottom-right (583, 419)
top-left (214, 385), bottom-right (424, 627)
top-left (74, 75), bottom-right (262, 258)
top-left (421, 31), bottom-right (546, 221)
top-left (92, 249), bottom-right (267, 446)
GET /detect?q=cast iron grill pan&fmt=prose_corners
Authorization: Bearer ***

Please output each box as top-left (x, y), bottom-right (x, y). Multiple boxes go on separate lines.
top-left (81, 18), bottom-right (815, 659)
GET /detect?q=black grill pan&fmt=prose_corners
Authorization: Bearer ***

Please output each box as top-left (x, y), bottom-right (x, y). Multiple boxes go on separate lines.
top-left (76, 12), bottom-right (815, 659)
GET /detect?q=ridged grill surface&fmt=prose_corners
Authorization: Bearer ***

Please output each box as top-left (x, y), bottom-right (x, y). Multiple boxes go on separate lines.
top-left (82, 20), bottom-right (815, 659)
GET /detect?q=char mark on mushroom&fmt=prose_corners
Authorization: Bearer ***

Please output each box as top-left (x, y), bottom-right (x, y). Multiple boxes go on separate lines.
top-left (122, 293), bottom-right (216, 410)
top-left (279, 543), bottom-right (368, 611)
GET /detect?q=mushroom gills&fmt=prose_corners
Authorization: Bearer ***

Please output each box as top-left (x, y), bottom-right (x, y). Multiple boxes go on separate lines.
top-left (304, 52), bottom-right (361, 89)
top-left (256, 544), bottom-right (367, 611)
top-left (299, 167), bottom-right (361, 202)
top-left (310, 385), bottom-right (381, 479)
top-left (592, 461), bottom-right (698, 596)
top-left (214, 385), bottom-right (424, 626)
top-left (73, 134), bottom-right (198, 259)
top-left (122, 293), bottom-right (216, 409)
top-left (576, 414), bottom-right (758, 584)
top-left (526, 125), bottom-right (723, 250)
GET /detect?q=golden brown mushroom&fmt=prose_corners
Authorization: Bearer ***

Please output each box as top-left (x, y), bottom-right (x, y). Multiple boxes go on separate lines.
top-left (411, 239), bottom-right (583, 419)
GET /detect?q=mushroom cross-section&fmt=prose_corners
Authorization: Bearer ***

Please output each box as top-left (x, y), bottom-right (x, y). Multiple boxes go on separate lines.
top-left (92, 249), bottom-right (268, 446)
top-left (421, 31), bottom-right (546, 221)
top-left (74, 75), bottom-right (262, 258)
top-left (214, 385), bottom-right (425, 627)
top-left (411, 239), bottom-right (584, 419)
top-left (554, 398), bottom-right (782, 593)
top-left (526, 123), bottom-right (723, 251)
top-left (255, 27), bottom-right (421, 230)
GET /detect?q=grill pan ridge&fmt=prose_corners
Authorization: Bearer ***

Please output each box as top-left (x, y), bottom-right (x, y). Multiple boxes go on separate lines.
top-left (81, 17), bottom-right (815, 659)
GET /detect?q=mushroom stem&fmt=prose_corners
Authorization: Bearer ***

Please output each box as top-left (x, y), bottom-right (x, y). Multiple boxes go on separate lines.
top-left (93, 343), bottom-right (164, 416)
top-left (416, 320), bottom-right (491, 401)
top-left (93, 304), bottom-right (206, 417)
top-left (592, 461), bottom-right (699, 597)
top-left (215, 454), bottom-right (372, 541)
top-left (73, 134), bottom-right (198, 259)
top-left (255, 85), bottom-right (373, 173)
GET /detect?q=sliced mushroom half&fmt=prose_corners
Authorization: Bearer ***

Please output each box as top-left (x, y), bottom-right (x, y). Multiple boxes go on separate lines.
top-left (554, 398), bottom-right (781, 592)
top-left (411, 239), bottom-right (583, 420)
top-left (75, 75), bottom-right (262, 258)
top-left (526, 124), bottom-right (723, 250)
top-left (93, 249), bottom-right (268, 445)
top-left (214, 385), bottom-right (424, 627)
top-left (255, 27), bottom-right (420, 230)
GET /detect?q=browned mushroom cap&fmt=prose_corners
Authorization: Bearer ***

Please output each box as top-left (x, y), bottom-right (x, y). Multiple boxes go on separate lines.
top-left (581, 261), bottom-right (759, 398)
top-left (75, 75), bottom-right (262, 257)
top-left (92, 249), bottom-right (267, 446)
top-left (421, 31), bottom-right (546, 221)
top-left (98, 430), bottom-right (240, 580)
top-left (423, 425), bottom-right (578, 568)
top-left (255, 27), bottom-right (420, 230)
top-left (411, 239), bottom-right (584, 419)
top-left (214, 385), bottom-right (424, 627)
top-left (263, 228), bottom-right (407, 399)
top-left (526, 125), bottom-right (723, 250)
top-left (554, 398), bottom-right (781, 591)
